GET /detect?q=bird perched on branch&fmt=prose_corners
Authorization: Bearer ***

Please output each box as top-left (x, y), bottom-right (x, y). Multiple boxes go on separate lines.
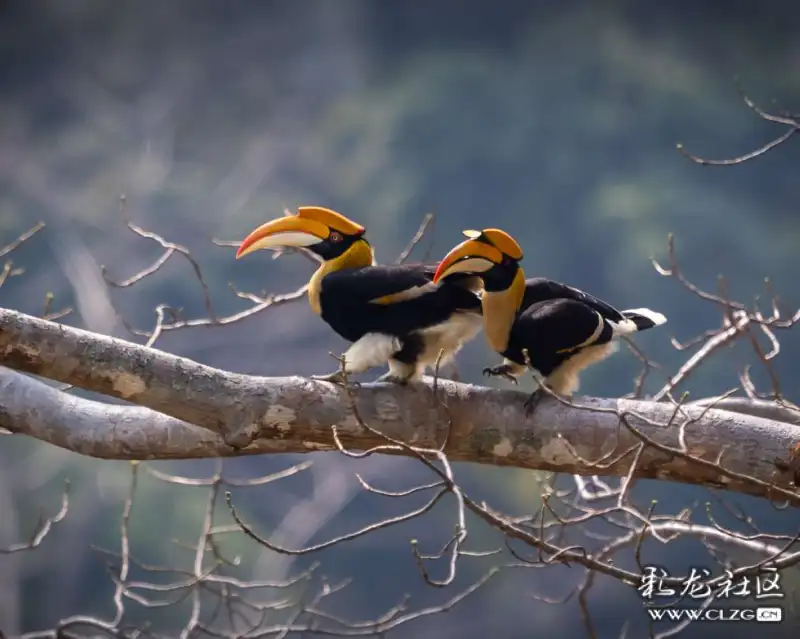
top-left (236, 206), bottom-right (483, 384)
top-left (432, 228), bottom-right (667, 410)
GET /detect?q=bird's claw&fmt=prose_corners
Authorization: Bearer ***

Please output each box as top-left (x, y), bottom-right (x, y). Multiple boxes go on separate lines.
top-left (482, 365), bottom-right (519, 385)
top-left (311, 371), bottom-right (358, 387)
top-left (374, 372), bottom-right (411, 385)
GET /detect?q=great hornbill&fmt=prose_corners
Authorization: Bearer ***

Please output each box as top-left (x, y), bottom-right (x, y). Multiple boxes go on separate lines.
top-left (235, 206), bottom-right (483, 384)
top-left (432, 228), bottom-right (667, 409)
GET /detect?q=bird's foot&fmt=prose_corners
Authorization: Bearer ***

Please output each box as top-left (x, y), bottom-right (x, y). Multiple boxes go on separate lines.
top-left (523, 388), bottom-right (545, 417)
top-left (311, 370), bottom-right (359, 387)
top-left (374, 372), bottom-right (411, 385)
top-left (482, 364), bottom-right (519, 385)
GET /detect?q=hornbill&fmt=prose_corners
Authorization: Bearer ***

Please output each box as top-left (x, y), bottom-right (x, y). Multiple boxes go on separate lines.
top-left (235, 206), bottom-right (483, 384)
top-left (432, 228), bottom-right (667, 410)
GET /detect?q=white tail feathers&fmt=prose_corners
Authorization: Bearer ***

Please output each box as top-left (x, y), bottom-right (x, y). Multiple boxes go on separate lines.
top-left (613, 308), bottom-right (667, 335)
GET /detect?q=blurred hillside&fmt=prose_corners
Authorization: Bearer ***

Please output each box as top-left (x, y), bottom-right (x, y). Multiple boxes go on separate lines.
top-left (1, 1), bottom-right (800, 637)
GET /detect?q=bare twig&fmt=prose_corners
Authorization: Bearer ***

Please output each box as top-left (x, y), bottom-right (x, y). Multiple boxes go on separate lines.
top-left (677, 85), bottom-right (798, 165)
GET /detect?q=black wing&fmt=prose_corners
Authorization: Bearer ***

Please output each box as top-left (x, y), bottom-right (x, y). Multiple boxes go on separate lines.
top-left (503, 298), bottom-right (613, 374)
top-left (319, 264), bottom-right (481, 343)
top-left (521, 278), bottom-right (625, 322)
top-left (384, 261), bottom-right (484, 293)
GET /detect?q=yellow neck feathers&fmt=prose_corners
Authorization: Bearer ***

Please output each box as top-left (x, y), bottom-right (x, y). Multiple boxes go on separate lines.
top-left (308, 239), bottom-right (374, 315)
top-left (481, 267), bottom-right (526, 353)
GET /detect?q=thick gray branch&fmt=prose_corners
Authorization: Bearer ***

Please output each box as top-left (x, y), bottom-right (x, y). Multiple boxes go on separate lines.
top-left (0, 368), bottom-right (235, 458)
top-left (1, 308), bottom-right (799, 500)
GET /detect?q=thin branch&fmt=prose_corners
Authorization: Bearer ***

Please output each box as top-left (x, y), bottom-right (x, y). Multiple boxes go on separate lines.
top-left (0, 222), bottom-right (46, 258)
top-left (677, 86), bottom-right (798, 165)
top-left (0, 481), bottom-right (70, 554)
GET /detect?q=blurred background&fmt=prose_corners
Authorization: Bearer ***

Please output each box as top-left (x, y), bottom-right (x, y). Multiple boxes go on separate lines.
top-left (1, 0), bottom-right (800, 637)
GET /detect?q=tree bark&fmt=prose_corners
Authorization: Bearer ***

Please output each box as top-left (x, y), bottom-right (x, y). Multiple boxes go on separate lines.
top-left (1, 307), bottom-right (798, 500)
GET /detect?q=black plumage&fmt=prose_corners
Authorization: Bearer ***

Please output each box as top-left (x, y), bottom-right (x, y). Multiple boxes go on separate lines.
top-left (236, 206), bottom-right (484, 384)
top-left (501, 288), bottom-right (615, 376)
top-left (433, 228), bottom-right (667, 404)
top-left (487, 274), bottom-right (664, 388)
top-left (311, 251), bottom-right (484, 383)
top-left (520, 278), bottom-right (628, 323)
top-left (501, 277), bottom-right (623, 375)
top-left (318, 263), bottom-right (482, 367)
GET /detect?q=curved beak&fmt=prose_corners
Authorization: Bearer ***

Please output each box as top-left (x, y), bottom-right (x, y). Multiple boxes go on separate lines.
top-left (433, 239), bottom-right (503, 283)
top-left (236, 216), bottom-right (330, 259)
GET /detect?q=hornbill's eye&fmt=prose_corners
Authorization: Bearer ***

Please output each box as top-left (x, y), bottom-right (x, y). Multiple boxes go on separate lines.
top-left (329, 231), bottom-right (343, 243)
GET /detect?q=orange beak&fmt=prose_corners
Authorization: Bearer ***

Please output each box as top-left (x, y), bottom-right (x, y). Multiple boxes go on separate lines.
top-left (236, 216), bottom-right (330, 259)
top-left (433, 234), bottom-right (503, 283)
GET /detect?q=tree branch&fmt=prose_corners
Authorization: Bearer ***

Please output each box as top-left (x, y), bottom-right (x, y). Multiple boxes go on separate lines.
top-left (0, 367), bottom-right (235, 458)
top-left (1, 308), bottom-right (799, 501)
top-left (689, 396), bottom-right (800, 425)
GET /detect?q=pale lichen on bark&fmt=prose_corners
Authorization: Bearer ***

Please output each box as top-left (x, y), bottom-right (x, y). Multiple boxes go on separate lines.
top-left (492, 437), bottom-right (514, 458)
top-left (111, 372), bottom-right (147, 399)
